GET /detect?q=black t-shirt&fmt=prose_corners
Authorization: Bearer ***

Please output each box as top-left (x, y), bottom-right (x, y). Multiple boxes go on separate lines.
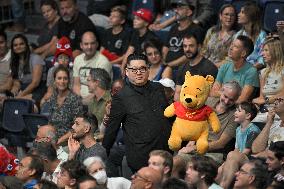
top-left (176, 57), bottom-right (218, 85)
top-left (87, 0), bottom-right (123, 16)
top-left (129, 30), bottom-right (159, 54)
top-left (57, 12), bottom-right (96, 51)
top-left (38, 22), bottom-right (58, 47)
top-left (102, 27), bottom-right (131, 56)
top-left (165, 23), bottom-right (204, 63)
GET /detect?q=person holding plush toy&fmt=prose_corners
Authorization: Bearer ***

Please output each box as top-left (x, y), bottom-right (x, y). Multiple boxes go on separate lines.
top-left (103, 53), bottom-right (171, 173)
top-left (164, 71), bottom-right (221, 154)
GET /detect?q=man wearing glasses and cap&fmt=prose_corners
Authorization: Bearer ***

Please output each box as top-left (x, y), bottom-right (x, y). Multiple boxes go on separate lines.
top-left (103, 54), bottom-right (172, 173)
top-left (162, 0), bottom-right (205, 80)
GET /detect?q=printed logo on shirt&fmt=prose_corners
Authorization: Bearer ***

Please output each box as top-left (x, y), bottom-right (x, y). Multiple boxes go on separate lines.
top-left (169, 37), bottom-right (183, 52)
top-left (70, 30), bottom-right (76, 40)
top-left (115, 39), bottom-right (122, 49)
top-left (79, 67), bottom-right (92, 86)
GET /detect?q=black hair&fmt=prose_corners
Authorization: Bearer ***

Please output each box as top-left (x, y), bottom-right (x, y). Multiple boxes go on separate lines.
top-left (61, 160), bottom-right (88, 180)
top-left (59, 0), bottom-right (76, 4)
top-left (26, 154), bottom-right (45, 180)
top-left (53, 64), bottom-right (70, 81)
top-left (126, 53), bottom-right (149, 66)
top-left (236, 35), bottom-right (254, 58)
top-left (161, 177), bottom-right (188, 189)
top-left (40, 0), bottom-right (59, 12)
top-left (37, 179), bottom-right (58, 189)
top-left (0, 30), bottom-right (7, 41)
top-left (183, 33), bottom-right (201, 45)
top-left (143, 38), bottom-right (163, 55)
top-left (269, 141), bottom-right (284, 160)
top-left (238, 101), bottom-right (258, 121)
top-left (77, 174), bottom-right (97, 188)
top-left (10, 34), bottom-right (31, 79)
top-left (189, 155), bottom-right (218, 186)
top-left (77, 113), bottom-right (98, 134)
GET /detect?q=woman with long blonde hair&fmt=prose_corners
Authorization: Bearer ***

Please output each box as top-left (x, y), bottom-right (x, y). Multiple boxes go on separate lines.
top-left (253, 37), bottom-right (284, 111)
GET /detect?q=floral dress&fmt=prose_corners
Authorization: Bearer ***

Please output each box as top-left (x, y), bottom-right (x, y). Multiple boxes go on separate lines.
top-left (48, 91), bottom-right (84, 137)
top-left (202, 27), bottom-right (236, 64)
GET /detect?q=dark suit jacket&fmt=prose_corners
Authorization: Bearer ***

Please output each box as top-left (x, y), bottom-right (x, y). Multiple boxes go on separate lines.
top-left (103, 80), bottom-right (171, 171)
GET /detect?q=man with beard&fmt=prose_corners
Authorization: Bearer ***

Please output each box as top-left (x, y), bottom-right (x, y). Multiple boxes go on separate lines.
top-left (57, 0), bottom-right (96, 57)
top-left (174, 33), bottom-right (218, 101)
top-left (178, 81), bottom-right (241, 164)
top-left (68, 113), bottom-right (107, 163)
top-left (162, 0), bottom-right (204, 80)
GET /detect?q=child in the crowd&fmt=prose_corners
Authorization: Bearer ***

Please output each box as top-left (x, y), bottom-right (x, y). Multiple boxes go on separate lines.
top-left (40, 36), bottom-right (73, 109)
top-left (234, 102), bottom-right (260, 155)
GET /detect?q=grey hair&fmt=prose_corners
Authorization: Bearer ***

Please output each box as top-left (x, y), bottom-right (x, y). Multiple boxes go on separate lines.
top-left (222, 80), bottom-right (242, 99)
top-left (46, 130), bottom-right (57, 145)
top-left (83, 156), bottom-right (105, 169)
top-left (89, 68), bottom-right (111, 90)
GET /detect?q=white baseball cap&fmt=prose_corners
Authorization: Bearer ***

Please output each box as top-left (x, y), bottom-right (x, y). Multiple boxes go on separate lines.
top-left (157, 78), bottom-right (175, 90)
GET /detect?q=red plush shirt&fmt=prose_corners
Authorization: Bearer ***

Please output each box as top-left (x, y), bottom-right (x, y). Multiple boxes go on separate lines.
top-left (173, 102), bottom-right (213, 121)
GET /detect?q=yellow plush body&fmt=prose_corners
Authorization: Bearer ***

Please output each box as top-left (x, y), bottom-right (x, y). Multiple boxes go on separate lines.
top-left (164, 72), bottom-right (221, 154)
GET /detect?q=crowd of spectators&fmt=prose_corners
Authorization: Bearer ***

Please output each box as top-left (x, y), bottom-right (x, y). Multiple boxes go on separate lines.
top-left (0, 0), bottom-right (284, 189)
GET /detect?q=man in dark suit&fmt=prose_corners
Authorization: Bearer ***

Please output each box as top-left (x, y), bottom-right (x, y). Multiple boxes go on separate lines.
top-left (103, 54), bottom-right (171, 172)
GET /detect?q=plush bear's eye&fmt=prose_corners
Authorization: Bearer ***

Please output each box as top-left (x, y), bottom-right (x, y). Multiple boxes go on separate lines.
top-left (184, 94), bottom-right (185, 96)
top-left (184, 86), bottom-right (187, 88)
top-left (196, 95), bottom-right (197, 98)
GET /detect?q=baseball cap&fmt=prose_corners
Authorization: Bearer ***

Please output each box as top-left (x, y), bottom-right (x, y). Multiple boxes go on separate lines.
top-left (171, 0), bottom-right (195, 10)
top-left (133, 8), bottom-right (153, 24)
top-left (157, 78), bottom-right (175, 90)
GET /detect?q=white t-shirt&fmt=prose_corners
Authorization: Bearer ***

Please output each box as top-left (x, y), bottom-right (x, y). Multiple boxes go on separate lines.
top-left (107, 177), bottom-right (131, 189)
top-left (268, 120), bottom-right (284, 146)
top-left (261, 68), bottom-right (284, 98)
top-left (73, 52), bottom-right (112, 97)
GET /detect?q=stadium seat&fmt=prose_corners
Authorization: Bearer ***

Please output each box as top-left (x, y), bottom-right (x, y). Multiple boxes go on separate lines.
top-left (1, 99), bottom-right (34, 147)
top-left (263, 0), bottom-right (284, 32)
top-left (22, 114), bottom-right (48, 140)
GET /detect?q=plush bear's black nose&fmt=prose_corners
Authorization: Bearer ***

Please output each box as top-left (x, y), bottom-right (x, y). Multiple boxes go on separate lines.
top-left (185, 98), bottom-right (192, 103)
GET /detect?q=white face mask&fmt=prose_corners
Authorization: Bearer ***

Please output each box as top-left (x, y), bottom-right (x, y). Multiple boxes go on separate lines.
top-left (92, 170), bottom-right (107, 184)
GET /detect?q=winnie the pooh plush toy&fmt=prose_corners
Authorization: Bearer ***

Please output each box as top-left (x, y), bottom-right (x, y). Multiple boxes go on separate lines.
top-left (164, 71), bottom-right (221, 154)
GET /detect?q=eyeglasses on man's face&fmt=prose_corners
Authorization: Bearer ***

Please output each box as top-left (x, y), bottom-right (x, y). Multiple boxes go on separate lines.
top-left (126, 66), bottom-right (149, 74)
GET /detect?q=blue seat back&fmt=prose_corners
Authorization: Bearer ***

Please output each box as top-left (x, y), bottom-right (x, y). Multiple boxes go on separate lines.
top-left (2, 99), bottom-right (33, 132)
top-left (22, 114), bottom-right (48, 139)
top-left (263, 1), bottom-right (284, 32)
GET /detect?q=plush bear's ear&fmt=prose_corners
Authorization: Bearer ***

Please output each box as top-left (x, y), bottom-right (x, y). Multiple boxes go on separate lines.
top-left (205, 75), bottom-right (214, 84)
top-left (185, 71), bottom-right (192, 82)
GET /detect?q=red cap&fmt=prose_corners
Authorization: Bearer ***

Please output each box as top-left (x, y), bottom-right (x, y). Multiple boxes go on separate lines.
top-left (133, 8), bottom-right (153, 23)
top-left (54, 36), bottom-right (73, 64)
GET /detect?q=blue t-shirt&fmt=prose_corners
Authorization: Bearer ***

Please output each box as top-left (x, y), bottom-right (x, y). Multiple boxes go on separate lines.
top-left (235, 123), bottom-right (260, 153)
top-left (216, 61), bottom-right (259, 88)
